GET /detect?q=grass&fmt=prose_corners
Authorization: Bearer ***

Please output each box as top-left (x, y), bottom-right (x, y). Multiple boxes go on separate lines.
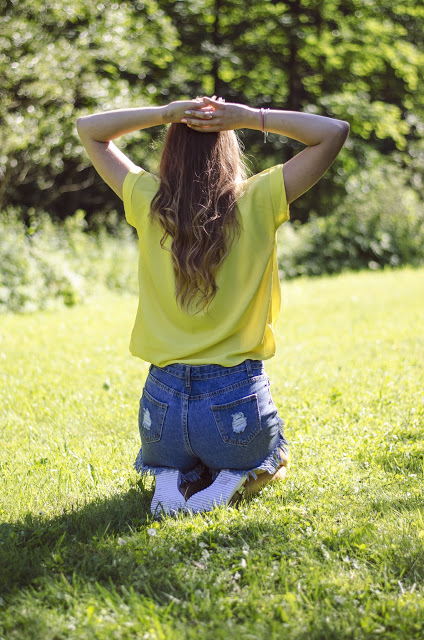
top-left (0, 264), bottom-right (423, 639)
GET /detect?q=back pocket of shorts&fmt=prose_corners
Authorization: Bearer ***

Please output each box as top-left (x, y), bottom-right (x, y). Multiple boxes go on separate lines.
top-left (138, 388), bottom-right (168, 443)
top-left (211, 393), bottom-right (261, 445)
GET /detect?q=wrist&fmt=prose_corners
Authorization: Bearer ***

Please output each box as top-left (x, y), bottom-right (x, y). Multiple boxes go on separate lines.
top-left (243, 106), bottom-right (262, 131)
top-left (161, 104), bottom-right (173, 124)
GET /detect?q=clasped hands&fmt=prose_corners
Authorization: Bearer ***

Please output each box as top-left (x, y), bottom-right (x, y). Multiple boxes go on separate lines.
top-left (166, 95), bottom-right (231, 132)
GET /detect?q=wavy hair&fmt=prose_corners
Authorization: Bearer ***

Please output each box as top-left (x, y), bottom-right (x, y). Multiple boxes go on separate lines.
top-left (149, 122), bottom-right (250, 315)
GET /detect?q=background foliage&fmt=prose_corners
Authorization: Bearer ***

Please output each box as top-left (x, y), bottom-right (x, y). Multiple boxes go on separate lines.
top-left (1, 0), bottom-right (424, 312)
top-left (0, 208), bottom-right (138, 314)
top-left (277, 161), bottom-right (424, 278)
top-left (2, 0), bottom-right (424, 226)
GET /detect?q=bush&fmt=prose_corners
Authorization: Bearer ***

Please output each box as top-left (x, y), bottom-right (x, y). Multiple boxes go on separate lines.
top-left (0, 208), bottom-right (138, 314)
top-left (277, 164), bottom-right (424, 279)
top-left (2, 162), bottom-right (424, 314)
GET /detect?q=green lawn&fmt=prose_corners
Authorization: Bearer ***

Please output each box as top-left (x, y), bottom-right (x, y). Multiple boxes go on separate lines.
top-left (0, 265), bottom-right (423, 639)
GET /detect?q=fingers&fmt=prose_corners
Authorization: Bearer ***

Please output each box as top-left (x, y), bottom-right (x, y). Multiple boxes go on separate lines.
top-left (183, 121), bottom-right (223, 132)
top-left (193, 95), bottom-right (218, 105)
top-left (182, 95), bottom-right (225, 131)
top-left (183, 110), bottom-right (214, 120)
top-left (187, 96), bottom-right (224, 119)
top-left (181, 115), bottom-right (220, 126)
top-left (205, 95), bottom-right (222, 101)
top-left (202, 96), bottom-right (220, 105)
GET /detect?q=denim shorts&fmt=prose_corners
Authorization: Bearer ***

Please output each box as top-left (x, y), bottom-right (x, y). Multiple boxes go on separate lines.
top-left (133, 359), bottom-right (289, 484)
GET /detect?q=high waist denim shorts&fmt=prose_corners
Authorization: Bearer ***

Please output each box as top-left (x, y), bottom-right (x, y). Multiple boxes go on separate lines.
top-left (133, 359), bottom-right (289, 484)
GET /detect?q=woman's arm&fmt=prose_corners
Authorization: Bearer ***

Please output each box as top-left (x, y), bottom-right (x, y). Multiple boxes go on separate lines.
top-left (76, 99), bottom-right (208, 141)
top-left (254, 109), bottom-right (349, 205)
top-left (76, 106), bottom-right (168, 142)
top-left (183, 97), bottom-right (350, 205)
top-left (75, 99), bottom-right (211, 199)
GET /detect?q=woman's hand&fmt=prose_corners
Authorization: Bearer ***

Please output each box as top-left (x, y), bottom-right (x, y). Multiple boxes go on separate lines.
top-left (164, 97), bottom-right (212, 123)
top-left (180, 96), bottom-right (256, 132)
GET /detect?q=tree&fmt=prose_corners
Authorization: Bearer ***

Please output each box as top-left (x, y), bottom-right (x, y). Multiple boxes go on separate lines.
top-left (1, 0), bottom-right (179, 223)
top-left (1, 0), bottom-right (423, 227)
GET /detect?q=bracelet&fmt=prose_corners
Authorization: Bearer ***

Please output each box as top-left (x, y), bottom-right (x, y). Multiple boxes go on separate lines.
top-left (260, 107), bottom-right (270, 143)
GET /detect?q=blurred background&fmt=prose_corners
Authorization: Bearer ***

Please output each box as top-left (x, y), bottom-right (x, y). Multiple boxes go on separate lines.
top-left (1, 0), bottom-right (424, 312)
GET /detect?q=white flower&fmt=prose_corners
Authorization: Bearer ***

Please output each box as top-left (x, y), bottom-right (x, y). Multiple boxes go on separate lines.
top-left (147, 528), bottom-right (157, 536)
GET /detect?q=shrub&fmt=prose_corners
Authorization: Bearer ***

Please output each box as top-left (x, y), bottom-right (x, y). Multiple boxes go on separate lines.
top-left (277, 164), bottom-right (424, 279)
top-left (0, 208), bottom-right (138, 314)
top-left (2, 162), bottom-right (424, 314)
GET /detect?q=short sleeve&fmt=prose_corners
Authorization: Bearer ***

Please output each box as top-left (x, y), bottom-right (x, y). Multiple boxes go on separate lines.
top-left (268, 164), bottom-right (290, 230)
top-left (122, 166), bottom-right (146, 228)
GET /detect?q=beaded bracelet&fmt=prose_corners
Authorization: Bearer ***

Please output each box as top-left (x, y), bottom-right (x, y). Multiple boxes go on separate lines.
top-left (260, 107), bottom-right (270, 143)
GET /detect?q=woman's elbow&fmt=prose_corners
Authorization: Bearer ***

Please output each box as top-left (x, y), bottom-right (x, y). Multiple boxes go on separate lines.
top-left (336, 120), bottom-right (350, 139)
top-left (76, 116), bottom-right (93, 135)
top-left (328, 120), bottom-right (350, 149)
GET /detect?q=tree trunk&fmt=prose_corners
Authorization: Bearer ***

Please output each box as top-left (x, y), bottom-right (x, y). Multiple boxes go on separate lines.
top-left (212, 0), bottom-right (222, 97)
top-left (286, 0), bottom-right (303, 161)
top-left (0, 159), bottom-right (13, 211)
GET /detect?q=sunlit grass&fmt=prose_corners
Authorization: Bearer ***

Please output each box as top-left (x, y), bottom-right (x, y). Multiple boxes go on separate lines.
top-left (0, 265), bottom-right (423, 638)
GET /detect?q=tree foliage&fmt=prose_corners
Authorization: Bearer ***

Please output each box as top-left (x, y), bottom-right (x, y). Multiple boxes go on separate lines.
top-left (1, 0), bottom-right (423, 226)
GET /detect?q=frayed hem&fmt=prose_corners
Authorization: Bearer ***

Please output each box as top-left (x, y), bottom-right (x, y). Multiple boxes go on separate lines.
top-left (245, 426), bottom-right (289, 481)
top-left (132, 416), bottom-right (289, 484)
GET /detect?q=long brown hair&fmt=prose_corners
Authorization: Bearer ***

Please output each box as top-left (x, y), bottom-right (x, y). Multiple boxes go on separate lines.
top-left (149, 123), bottom-right (250, 315)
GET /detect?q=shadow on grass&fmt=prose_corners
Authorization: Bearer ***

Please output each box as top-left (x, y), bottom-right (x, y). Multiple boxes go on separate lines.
top-left (0, 475), bottom-right (260, 605)
top-left (1, 472), bottom-right (422, 610)
top-left (0, 478), bottom-right (156, 600)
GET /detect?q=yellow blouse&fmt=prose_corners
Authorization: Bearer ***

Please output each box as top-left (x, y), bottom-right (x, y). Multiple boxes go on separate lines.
top-left (123, 163), bottom-right (290, 367)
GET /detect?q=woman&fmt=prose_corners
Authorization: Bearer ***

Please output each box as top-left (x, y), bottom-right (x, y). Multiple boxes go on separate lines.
top-left (77, 95), bottom-right (349, 516)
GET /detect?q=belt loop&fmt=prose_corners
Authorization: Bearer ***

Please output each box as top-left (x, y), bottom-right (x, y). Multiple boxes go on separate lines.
top-left (185, 365), bottom-right (191, 391)
top-left (245, 359), bottom-right (253, 378)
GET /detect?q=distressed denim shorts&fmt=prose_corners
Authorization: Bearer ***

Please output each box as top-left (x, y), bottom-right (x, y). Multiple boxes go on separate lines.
top-left (133, 359), bottom-right (289, 485)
